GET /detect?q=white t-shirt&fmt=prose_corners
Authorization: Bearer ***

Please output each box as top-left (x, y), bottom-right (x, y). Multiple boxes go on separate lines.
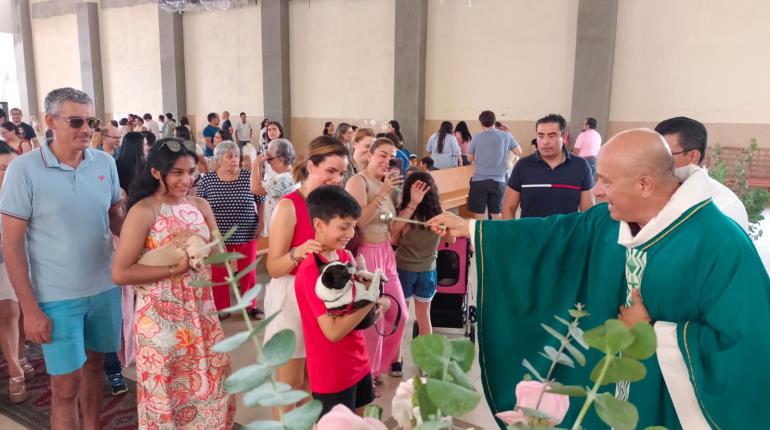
top-left (146, 120), bottom-right (161, 137)
top-left (708, 174), bottom-right (749, 232)
top-left (236, 120), bottom-right (253, 142)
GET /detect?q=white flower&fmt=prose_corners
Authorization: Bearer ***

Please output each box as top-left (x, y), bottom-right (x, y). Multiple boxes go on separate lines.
top-left (392, 379), bottom-right (416, 430)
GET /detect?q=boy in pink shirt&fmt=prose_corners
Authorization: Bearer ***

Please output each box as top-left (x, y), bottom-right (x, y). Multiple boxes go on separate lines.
top-left (294, 185), bottom-right (389, 415)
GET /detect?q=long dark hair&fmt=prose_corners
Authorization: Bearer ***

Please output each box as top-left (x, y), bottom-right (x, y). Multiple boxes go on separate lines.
top-left (398, 171), bottom-right (442, 223)
top-left (127, 138), bottom-right (199, 209)
top-left (174, 125), bottom-right (191, 140)
top-left (116, 132), bottom-right (146, 191)
top-left (388, 120), bottom-right (403, 142)
top-left (143, 131), bottom-right (156, 147)
top-left (322, 121), bottom-right (333, 136)
top-left (437, 121), bottom-right (453, 154)
top-left (454, 121), bottom-right (472, 143)
top-left (264, 121), bottom-right (284, 144)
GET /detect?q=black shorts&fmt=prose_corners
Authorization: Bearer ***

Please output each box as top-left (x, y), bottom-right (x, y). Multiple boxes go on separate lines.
top-left (467, 179), bottom-right (506, 215)
top-left (313, 373), bottom-right (374, 416)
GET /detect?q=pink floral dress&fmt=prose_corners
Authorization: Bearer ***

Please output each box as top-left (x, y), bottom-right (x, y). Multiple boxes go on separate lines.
top-left (134, 201), bottom-right (235, 429)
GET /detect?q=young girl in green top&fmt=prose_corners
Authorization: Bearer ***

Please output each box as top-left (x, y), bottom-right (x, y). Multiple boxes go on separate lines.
top-left (392, 171), bottom-right (444, 337)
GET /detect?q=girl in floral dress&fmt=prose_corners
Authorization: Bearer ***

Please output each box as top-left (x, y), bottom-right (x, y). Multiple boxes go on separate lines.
top-left (113, 138), bottom-right (235, 429)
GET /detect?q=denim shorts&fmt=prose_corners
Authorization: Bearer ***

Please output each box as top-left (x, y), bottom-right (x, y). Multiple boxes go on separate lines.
top-left (398, 269), bottom-right (437, 302)
top-left (38, 287), bottom-right (122, 375)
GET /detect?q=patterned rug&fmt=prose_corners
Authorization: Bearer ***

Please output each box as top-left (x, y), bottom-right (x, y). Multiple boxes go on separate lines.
top-left (0, 344), bottom-right (138, 429)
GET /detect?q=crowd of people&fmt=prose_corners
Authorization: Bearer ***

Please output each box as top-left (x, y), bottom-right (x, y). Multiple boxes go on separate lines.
top-left (0, 85), bottom-right (763, 430)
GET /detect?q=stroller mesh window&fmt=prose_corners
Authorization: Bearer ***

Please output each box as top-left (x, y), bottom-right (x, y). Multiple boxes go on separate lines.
top-left (436, 250), bottom-right (460, 286)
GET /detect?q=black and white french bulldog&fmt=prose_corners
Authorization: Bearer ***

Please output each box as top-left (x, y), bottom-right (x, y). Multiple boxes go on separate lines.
top-left (314, 253), bottom-right (387, 330)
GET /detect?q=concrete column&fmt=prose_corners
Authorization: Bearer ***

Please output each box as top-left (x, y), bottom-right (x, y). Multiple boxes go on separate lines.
top-left (261, 0), bottom-right (291, 138)
top-left (76, 2), bottom-right (105, 119)
top-left (569, 0), bottom-right (618, 140)
top-left (393, 0), bottom-right (427, 155)
top-left (159, 10), bottom-right (187, 117)
top-left (12, 0), bottom-right (39, 117)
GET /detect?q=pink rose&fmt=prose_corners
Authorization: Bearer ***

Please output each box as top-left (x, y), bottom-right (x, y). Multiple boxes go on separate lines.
top-left (317, 404), bottom-right (388, 430)
top-left (495, 381), bottom-right (569, 425)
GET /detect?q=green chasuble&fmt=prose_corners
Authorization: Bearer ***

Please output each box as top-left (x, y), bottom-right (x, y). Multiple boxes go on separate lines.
top-left (474, 168), bottom-right (770, 429)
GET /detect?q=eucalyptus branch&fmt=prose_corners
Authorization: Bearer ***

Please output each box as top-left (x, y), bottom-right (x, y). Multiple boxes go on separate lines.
top-left (215, 235), bottom-right (284, 419)
top-left (571, 353), bottom-right (613, 430)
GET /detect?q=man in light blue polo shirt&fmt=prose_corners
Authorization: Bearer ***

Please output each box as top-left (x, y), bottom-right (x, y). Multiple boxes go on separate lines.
top-left (467, 110), bottom-right (522, 220)
top-left (0, 88), bottom-right (124, 430)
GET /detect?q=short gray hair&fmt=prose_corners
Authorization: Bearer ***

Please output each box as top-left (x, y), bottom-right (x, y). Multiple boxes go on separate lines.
top-left (212, 140), bottom-right (240, 161)
top-left (267, 138), bottom-right (297, 165)
top-left (44, 87), bottom-right (92, 115)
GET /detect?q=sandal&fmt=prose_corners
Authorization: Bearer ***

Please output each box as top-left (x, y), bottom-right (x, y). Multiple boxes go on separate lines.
top-left (217, 311), bottom-right (232, 321)
top-left (9, 376), bottom-right (28, 403)
top-left (19, 357), bottom-right (34, 380)
top-left (249, 308), bottom-right (265, 321)
top-left (372, 383), bottom-right (383, 398)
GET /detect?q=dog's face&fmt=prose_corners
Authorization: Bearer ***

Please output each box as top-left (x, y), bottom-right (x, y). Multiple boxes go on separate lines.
top-left (185, 235), bottom-right (211, 271)
top-left (320, 262), bottom-right (355, 290)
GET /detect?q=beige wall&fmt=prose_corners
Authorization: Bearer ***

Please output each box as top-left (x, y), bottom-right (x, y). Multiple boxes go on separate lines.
top-left (289, 0), bottom-right (395, 121)
top-left (183, 4), bottom-right (264, 124)
top-left (425, 0), bottom-right (578, 122)
top-left (610, 0), bottom-right (770, 129)
top-left (31, 13), bottom-right (80, 114)
top-left (100, 3), bottom-right (162, 117)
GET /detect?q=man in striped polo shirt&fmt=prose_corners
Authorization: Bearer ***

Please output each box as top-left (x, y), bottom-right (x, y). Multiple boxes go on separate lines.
top-left (502, 114), bottom-right (595, 218)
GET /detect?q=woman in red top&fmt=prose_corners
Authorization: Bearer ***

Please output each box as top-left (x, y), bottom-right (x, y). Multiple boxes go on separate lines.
top-left (263, 135), bottom-right (349, 418)
top-left (0, 123), bottom-right (32, 155)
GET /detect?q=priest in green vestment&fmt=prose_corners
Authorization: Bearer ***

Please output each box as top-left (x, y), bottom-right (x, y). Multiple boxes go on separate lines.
top-left (429, 129), bottom-right (770, 429)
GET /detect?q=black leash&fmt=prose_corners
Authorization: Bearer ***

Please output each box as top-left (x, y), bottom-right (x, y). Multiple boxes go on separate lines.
top-left (374, 292), bottom-right (402, 337)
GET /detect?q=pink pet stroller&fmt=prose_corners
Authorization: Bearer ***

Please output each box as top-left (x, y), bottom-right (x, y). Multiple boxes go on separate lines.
top-left (412, 237), bottom-right (477, 343)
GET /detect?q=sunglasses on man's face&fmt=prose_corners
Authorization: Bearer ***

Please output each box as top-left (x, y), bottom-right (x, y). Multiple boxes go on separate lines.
top-left (59, 116), bottom-right (101, 129)
top-left (157, 138), bottom-right (197, 153)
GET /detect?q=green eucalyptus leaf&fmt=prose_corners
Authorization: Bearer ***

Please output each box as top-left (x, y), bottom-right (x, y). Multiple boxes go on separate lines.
top-left (583, 319), bottom-right (634, 354)
top-left (263, 329), bottom-right (296, 366)
top-left (242, 419), bottom-right (284, 430)
top-left (416, 381), bottom-right (438, 421)
top-left (449, 338), bottom-right (475, 372)
top-left (220, 284), bottom-right (263, 313)
top-left (282, 400), bottom-right (322, 430)
top-left (253, 311), bottom-right (280, 336)
top-left (594, 393), bottom-right (639, 430)
top-left (251, 389), bottom-right (309, 407)
top-left (224, 363), bottom-right (273, 393)
top-left (568, 308), bottom-right (589, 318)
top-left (553, 315), bottom-right (571, 328)
top-left (411, 334), bottom-right (451, 377)
top-left (569, 325), bottom-right (588, 350)
top-left (591, 356), bottom-right (646, 384)
top-left (546, 382), bottom-right (587, 397)
top-left (242, 382), bottom-right (291, 407)
top-left (363, 404), bottom-right (383, 420)
top-left (233, 260), bottom-right (261, 282)
top-left (188, 279), bottom-right (230, 288)
top-left (519, 407), bottom-right (552, 419)
top-left (205, 252), bottom-right (246, 265)
top-left (522, 358), bottom-right (545, 382)
top-left (424, 379), bottom-right (481, 417)
top-left (446, 361), bottom-right (475, 391)
top-left (220, 226), bottom-right (238, 243)
top-left (624, 322), bottom-right (657, 360)
top-left (212, 330), bottom-right (252, 353)
top-left (541, 323), bottom-right (586, 366)
top-left (540, 346), bottom-right (575, 368)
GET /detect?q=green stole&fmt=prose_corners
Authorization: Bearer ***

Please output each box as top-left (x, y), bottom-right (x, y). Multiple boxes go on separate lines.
top-left (475, 202), bottom-right (770, 429)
